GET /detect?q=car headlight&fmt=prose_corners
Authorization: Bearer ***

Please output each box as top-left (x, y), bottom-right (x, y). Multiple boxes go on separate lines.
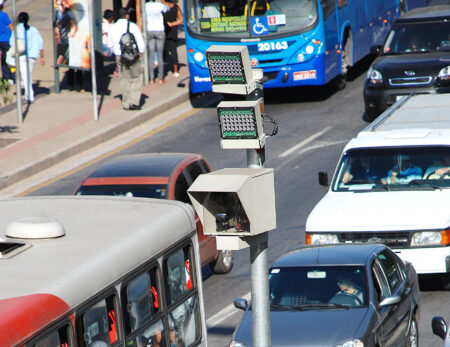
top-left (306, 233), bottom-right (339, 245)
top-left (437, 66), bottom-right (450, 81)
top-left (230, 341), bottom-right (247, 347)
top-left (411, 229), bottom-right (450, 246)
top-left (366, 67), bottom-right (383, 85)
top-left (336, 339), bottom-right (364, 347)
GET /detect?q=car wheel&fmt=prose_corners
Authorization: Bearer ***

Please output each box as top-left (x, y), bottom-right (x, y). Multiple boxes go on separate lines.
top-left (211, 250), bottom-right (233, 274)
top-left (407, 316), bottom-right (419, 347)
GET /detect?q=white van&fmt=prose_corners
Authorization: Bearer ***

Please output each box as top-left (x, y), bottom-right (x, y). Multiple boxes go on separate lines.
top-left (306, 94), bottom-right (450, 287)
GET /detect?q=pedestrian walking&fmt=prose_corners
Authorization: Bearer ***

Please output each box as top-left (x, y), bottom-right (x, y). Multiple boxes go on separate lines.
top-left (0, 0), bottom-right (13, 82)
top-left (9, 12), bottom-right (44, 104)
top-left (163, 0), bottom-right (183, 78)
top-left (107, 7), bottom-right (145, 111)
top-left (145, 0), bottom-right (169, 84)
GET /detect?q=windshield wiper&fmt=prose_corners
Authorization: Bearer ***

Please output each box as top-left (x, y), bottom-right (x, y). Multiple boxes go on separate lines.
top-left (409, 180), bottom-right (442, 191)
top-left (270, 304), bottom-right (296, 310)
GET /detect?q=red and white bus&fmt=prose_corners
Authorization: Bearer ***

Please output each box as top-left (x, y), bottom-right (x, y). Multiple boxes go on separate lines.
top-left (0, 196), bottom-right (207, 347)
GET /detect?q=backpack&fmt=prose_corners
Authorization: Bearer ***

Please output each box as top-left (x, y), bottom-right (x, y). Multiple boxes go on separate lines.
top-left (119, 21), bottom-right (139, 65)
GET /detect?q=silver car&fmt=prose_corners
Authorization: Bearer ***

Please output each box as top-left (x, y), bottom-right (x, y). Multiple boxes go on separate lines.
top-left (231, 244), bottom-right (420, 347)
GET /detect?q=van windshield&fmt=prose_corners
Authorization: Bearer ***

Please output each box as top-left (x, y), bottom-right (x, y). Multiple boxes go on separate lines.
top-left (332, 146), bottom-right (450, 192)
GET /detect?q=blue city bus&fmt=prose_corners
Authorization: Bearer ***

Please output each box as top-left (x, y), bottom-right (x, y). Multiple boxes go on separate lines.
top-left (184, 0), bottom-right (426, 94)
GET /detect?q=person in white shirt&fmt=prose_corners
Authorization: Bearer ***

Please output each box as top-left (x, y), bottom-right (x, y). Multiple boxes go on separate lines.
top-left (107, 8), bottom-right (145, 111)
top-left (145, 0), bottom-right (169, 83)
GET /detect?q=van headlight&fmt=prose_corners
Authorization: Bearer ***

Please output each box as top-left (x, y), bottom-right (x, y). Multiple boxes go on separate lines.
top-left (437, 66), bottom-right (450, 81)
top-left (336, 340), bottom-right (364, 347)
top-left (306, 233), bottom-right (339, 245)
top-left (411, 229), bottom-right (450, 246)
top-left (366, 67), bottom-right (383, 85)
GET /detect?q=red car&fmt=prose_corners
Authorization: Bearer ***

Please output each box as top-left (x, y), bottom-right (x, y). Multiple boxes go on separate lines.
top-left (75, 153), bottom-right (232, 273)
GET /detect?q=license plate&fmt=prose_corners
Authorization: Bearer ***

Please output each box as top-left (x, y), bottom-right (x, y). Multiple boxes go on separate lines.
top-left (293, 70), bottom-right (317, 81)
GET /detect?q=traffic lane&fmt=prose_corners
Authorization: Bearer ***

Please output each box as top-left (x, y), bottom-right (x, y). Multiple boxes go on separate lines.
top-left (26, 60), bottom-right (450, 346)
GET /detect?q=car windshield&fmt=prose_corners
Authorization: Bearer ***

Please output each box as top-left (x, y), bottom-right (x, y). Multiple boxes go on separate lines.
top-left (332, 146), bottom-right (450, 192)
top-left (76, 184), bottom-right (168, 199)
top-left (185, 0), bottom-right (317, 39)
top-left (383, 21), bottom-right (450, 54)
top-left (269, 266), bottom-right (367, 309)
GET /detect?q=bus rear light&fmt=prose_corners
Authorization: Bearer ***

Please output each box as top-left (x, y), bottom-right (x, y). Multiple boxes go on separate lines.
top-left (312, 39), bottom-right (321, 45)
top-left (337, 49), bottom-right (341, 54)
top-left (188, 48), bottom-right (194, 53)
top-left (383, 19), bottom-right (388, 24)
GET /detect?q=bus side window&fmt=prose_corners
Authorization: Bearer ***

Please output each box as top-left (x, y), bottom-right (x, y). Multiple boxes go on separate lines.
top-left (30, 323), bottom-right (72, 347)
top-left (164, 245), bottom-right (194, 306)
top-left (78, 294), bottom-right (118, 347)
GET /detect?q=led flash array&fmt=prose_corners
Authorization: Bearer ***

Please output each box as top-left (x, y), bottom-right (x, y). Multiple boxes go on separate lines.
top-left (207, 53), bottom-right (246, 84)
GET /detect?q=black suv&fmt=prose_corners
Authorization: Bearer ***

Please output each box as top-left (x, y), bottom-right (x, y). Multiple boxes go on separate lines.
top-left (363, 5), bottom-right (450, 121)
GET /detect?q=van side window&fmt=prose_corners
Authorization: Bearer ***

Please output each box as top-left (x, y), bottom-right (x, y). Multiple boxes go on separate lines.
top-left (30, 323), bottom-right (72, 347)
top-left (78, 294), bottom-right (118, 346)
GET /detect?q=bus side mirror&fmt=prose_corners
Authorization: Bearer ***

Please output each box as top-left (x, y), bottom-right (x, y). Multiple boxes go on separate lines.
top-left (318, 172), bottom-right (328, 187)
top-left (370, 45), bottom-right (382, 55)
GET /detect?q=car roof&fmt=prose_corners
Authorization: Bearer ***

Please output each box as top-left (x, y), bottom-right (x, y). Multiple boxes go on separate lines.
top-left (396, 5), bottom-right (450, 22)
top-left (272, 244), bottom-right (383, 268)
top-left (85, 153), bottom-right (205, 179)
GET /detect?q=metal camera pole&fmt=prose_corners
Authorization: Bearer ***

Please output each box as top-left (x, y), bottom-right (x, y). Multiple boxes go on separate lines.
top-left (247, 81), bottom-right (270, 347)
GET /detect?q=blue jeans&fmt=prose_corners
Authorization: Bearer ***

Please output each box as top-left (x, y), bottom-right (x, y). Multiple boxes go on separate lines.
top-left (147, 31), bottom-right (165, 80)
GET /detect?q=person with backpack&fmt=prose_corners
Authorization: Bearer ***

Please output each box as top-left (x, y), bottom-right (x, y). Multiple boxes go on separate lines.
top-left (107, 8), bottom-right (145, 111)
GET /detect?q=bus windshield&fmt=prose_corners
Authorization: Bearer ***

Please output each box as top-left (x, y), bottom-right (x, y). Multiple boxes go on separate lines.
top-left (186, 0), bottom-right (317, 39)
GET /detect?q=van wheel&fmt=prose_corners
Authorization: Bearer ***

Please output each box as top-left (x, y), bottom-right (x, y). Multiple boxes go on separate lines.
top-left (211, 250), bottom-right (233, 274)
top-left (365, 107), bottom-right (378, 122)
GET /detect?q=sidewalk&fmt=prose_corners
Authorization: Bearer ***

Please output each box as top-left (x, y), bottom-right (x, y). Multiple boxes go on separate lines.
top-left (0, 44), bottom-right (196, 192)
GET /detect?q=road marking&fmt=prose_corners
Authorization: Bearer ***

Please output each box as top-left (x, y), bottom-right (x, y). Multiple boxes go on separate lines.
top-left (207, 292), bottom-right (251, 328)
top-left (279, 126), bottom-right (332, 158)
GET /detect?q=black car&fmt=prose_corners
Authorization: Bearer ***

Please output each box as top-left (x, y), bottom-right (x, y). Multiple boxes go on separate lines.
top-left (230, 244), bottom-right (420, 347)
top-left (364, 5), bottom-right (450, 121)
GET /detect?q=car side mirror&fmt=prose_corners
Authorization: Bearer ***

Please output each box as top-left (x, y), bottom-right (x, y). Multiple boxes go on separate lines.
top-left (234, 298), bottom-right (248, 311)
top-left (432, 316), bottom-right (448, 340)
top-left (318, 172), bottom-right (329, 187)
top-left (379, 294), bottom-right (401, 308)
top-left (370, 45), bottom-right (382, 55)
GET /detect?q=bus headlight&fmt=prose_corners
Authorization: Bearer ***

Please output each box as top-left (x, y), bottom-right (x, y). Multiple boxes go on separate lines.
top-left (194, 52), bottom-right (204, 62)
top-left (306, 233), bottom-right (339, 245)
top-left (366, 67), bottom-right (383, 85)
top-left (411, 229), bottom-right (450, 246)
top-left (437, 66), bottom-right (450, 81)
top-left (336, 339), bottom-right (364, 347)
